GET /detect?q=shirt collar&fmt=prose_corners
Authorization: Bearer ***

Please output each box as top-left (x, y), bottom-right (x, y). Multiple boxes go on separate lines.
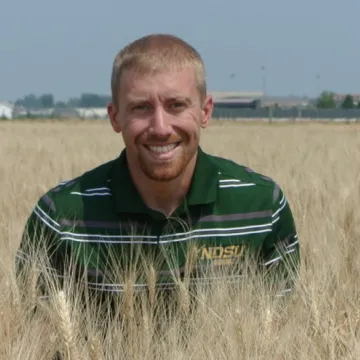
top-left (110, 146), bottom-right (219, 217)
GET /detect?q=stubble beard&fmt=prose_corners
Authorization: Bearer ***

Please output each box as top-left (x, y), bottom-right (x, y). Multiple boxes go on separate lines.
top-left (138, 146), bottom-right (190, 182)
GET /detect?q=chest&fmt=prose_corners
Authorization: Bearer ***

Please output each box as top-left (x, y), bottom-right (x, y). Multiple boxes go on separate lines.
top-left (58, 211), bottom-right (272, 276)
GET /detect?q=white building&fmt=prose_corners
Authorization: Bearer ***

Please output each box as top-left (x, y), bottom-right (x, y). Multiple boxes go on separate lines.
top-left (0, 102), bottom-right (14, 119)
top-left (76, 107), bottom-right (108, 119)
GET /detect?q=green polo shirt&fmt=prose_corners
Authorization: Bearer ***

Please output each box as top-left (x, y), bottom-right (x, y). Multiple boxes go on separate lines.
top-left (17, 146), bottom-right (299, 296)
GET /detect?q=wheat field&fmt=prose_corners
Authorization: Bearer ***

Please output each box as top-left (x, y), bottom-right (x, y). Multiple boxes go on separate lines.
top-left (1, 119), bottom-right (360, 359)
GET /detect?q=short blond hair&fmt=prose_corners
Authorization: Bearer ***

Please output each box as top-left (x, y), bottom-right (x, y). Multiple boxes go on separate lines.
top-left (110, 34), bottom-right (207, 106)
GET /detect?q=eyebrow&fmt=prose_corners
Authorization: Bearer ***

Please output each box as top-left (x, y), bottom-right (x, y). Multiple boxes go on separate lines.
top-left (166, 96), bottom-right (192, 104)
top-left (125, 95), bottom-right (192, 104)
top-left (125, 95), bottom-right (151, 103)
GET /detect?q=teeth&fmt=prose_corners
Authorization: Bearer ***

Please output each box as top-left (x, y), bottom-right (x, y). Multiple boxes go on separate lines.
top-left (148, 143), bottom-right (177, 154)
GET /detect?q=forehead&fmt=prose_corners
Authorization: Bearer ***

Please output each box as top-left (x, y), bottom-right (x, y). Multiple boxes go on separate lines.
top-left (119, 66), bottom-right (199, 101)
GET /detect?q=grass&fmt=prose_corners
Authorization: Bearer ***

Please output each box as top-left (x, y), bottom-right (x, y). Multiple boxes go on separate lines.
top-left (1, 119), bottom-right (360, 359)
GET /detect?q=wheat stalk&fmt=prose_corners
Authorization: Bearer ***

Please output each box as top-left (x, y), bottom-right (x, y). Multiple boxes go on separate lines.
top-left (89, 333), bottom-right (103, 360)
top-left (354, 307), bottom-right (360, 336)
top-left (141, 307), bottom-right (152, 357)
top-left (184, 245), bottom-right (198, 278)
top-left (54, 290), bottom-right (79, 360)
top-left (178, 281), bottom-right (190, 317)
top-left (147, 264), bottom-right (156, 309)
top-left (311, 296), bottom-right (321, 335)
top-left (123, 277), bottom-right (134, 321)
top-left (10, 273), bottom-right (23, 338)
top-left (262, 305), bottom-right (273, 340)
top-left (27, 263), bottom-right (39, 314)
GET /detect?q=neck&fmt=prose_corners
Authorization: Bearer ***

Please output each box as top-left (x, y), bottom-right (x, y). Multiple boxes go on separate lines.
top-left (128, 153), bottom-right (198, 217)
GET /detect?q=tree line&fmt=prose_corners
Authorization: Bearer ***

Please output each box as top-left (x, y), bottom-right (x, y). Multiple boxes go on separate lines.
top-left (15, 93), bottom-right (112, 109)
top-left (316, 91), bottom-right (360, 109)
top-left (13, 91), bottom-right (360, 109)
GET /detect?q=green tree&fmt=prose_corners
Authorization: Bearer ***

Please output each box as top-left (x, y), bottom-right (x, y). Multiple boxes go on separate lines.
top-left (78, 93), bottom-right (111, 107)
top-left (55, 101), bottom-right (67, 108)
top-left (316, 91), bottom-right (336, 109)
top-left (39, 93), bottom-right (54, 108)
top-left (67, 97), bottom-right (80, 107)
top-left (15, 94), bottom-right (40, 108)
top-left (341, 94), bottom-right (355, 109)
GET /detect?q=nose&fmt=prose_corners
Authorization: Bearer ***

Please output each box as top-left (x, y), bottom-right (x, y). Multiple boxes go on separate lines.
top-left (148, 105), bottom-right (172, 138)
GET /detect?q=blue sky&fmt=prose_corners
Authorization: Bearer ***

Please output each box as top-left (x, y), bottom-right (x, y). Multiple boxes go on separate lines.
top-left (1, 0), bottom-right (358, 101)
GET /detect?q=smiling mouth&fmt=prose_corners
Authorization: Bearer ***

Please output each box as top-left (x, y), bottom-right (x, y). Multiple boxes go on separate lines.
top-left (145, 142), bottom-right (180, 154)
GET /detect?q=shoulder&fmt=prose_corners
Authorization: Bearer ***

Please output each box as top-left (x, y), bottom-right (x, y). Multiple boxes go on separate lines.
top-left (36, 158), bottom-right (117, 218)
top-left (207, 152), bottom-right (276, 187)
top-left (52, 158), bottom-right (115, 194)
top-left (206, 152), bottom-right (284, 207)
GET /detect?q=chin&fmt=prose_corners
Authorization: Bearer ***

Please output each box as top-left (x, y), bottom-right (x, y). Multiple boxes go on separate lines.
top-left (144, 167), bottom-right (183, 182)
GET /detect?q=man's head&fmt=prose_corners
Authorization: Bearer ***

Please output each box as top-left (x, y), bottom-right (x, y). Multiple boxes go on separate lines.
top-left (107, 33), bottom-right (213, 182)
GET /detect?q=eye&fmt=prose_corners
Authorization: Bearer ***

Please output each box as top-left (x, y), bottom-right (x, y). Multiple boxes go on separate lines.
top-left (132, 103), bottom-right (152, 112)
top-left (169, 102), bottom-right (186, 110)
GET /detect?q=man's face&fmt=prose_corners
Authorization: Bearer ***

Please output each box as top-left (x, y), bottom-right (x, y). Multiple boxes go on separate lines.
top-left (108, 66), bottom-right (213, 182)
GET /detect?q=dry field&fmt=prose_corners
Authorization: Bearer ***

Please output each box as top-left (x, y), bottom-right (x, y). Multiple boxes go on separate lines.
top-left (1, 119), bottom-right (360, 359)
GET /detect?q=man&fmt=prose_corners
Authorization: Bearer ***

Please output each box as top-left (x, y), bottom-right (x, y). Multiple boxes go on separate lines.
top-left (17, 33), bottom-right (300, 300)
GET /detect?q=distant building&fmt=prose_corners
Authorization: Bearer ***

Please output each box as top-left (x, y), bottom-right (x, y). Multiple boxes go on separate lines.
top-left (210, 91), bottom-right (312, 109)
top-left (214, 98), bottom-right (261, 109)
top-left (0, 102), bottom-right (14, 119)
top-left (53, 108), bottom-right (80, 118)
top-left (210, 91), bottom-right (263, 110)
top-left (261, 96), bottom-right (311, 108)
top-left (76, 107), bottom-right (108, 119)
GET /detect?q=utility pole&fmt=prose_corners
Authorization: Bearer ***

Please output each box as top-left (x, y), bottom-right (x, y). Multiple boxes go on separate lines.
top-left (261, 65), bottom-right (267, 99)
top-left (315, 74), bottom-right (320, 118)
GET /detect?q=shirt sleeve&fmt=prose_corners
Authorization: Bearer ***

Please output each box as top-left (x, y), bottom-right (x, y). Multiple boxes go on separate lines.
top-left (259, 184), bottom-right (300, 297)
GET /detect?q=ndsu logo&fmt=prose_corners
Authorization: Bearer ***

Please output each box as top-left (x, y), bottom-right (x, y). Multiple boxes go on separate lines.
top-left (200, 245), bottom-right (244, 261)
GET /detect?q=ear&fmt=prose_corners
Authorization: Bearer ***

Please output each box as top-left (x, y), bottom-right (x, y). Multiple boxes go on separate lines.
top-left (107, 102), bottom-right (121, 133)
top-left (200, 95), bottom-right (213, 129)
